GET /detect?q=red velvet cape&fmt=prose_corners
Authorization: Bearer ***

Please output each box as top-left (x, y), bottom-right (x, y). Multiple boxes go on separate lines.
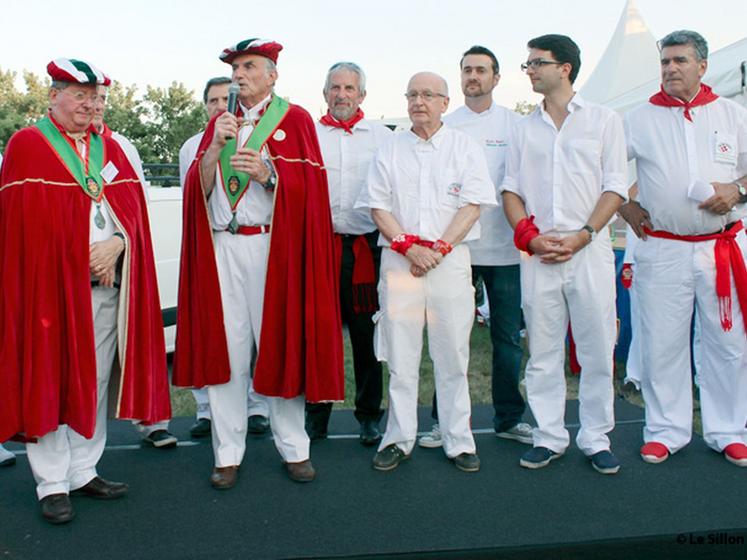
top-left (0, 124), bottom-right (171, 442)
top-left (172, 103), bottom-right (344, 402)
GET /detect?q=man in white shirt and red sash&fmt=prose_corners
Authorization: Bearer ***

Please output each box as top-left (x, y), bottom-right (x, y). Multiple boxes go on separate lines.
top-left (173, 38), bottom-right (344, 487)
top-left (619, 30), bottom-right (747, 467)
top-left (307, 62), bottom-right (391, 445)
top-left (177, 76), bottom-right (271, 440)
top-left (420, 45), bottom-right (532, 449)
top-left (361, 72), bottom-right (496, 473)
top-left (502, 35), bottom-right (627, 474)
top-left (0, 58), bottom-right (171, 523)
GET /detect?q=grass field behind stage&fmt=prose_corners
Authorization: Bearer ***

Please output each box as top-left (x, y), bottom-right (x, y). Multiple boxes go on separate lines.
top-left (170, 319), bottom-right (682, 430)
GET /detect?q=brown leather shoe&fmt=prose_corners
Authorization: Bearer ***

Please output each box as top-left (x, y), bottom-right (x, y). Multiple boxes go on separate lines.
top-left (285, 459), bottom-right (316, 482)
top-left (40, 493), bottom-right (75, 524)
top-left (210, 465), bottom-right (239, 490)
top-left (71, 477), bottom-right (129, 500)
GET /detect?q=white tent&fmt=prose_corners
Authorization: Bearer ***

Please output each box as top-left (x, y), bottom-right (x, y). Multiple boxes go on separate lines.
top-left (579, 0), bottom-right (660, 105)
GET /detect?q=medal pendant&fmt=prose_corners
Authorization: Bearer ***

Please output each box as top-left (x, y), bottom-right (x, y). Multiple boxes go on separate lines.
top-left (94, 204), bottom-right (106, 230)
top-left (228, 213), bottom-right (239, 234)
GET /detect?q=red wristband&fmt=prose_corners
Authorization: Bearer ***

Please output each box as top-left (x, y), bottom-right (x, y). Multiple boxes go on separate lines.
top-left (514, 215), bottom-right (540, 255)
top-left (431, 239), bottom-right (453, 256)
top-left (390, 233), bottom-right (421, 256)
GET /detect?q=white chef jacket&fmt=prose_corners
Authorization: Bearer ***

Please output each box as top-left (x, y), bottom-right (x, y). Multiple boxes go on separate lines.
top-left (444, 103), bottom-right (521, 265)
top-left (360, 123), bottom-right (496, 245)
top-left (624, 97), bottom-right (747, 235)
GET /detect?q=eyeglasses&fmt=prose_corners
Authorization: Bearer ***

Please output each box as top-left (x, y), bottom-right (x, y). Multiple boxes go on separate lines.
top-left (520, 58), bottom-right (565, 72)
top-left (63, 90), bottom-right (100, 104)
top-left (404, 90), bottom-right (447, 102)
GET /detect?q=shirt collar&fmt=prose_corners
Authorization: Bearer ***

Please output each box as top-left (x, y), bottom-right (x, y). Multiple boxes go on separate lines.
top-left (240, 93), bottom-right (273, 122)
top-left (463, 101), bottom-right (496, 117)
top-left (407, 121), bottom-right (448, 148)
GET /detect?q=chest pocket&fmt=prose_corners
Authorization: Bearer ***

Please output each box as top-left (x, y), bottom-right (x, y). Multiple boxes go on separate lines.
top-left (437, 166), bottom-right (462, 208)
top-left (712, 132), bottom-right (738, 167)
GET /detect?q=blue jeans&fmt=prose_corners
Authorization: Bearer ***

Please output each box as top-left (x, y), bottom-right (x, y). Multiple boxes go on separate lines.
top-left (431, 264), bottom-right (525, 432)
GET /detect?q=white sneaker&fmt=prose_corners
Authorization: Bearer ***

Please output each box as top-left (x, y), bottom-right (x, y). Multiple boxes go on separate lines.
top-left (418, 424), bottom-right (442, 448)
top-left (0, 443), bottom-right (16, 466)
top-left (496, 422), bottom-right (533, 445)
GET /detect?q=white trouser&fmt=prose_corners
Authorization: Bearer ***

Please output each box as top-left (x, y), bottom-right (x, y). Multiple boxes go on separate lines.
top-left (191, 379), bottom-right (269, 421)
top-left (26, 286), bottom-right (119, 500)
top-left (377, 245), bottom-right (476, 458)
top-left (521, 235), bottom-right (617, 456)
top-left (635, 233), bottom-right (747, 453)
top-left (210, 232), bottom-right (308, 467)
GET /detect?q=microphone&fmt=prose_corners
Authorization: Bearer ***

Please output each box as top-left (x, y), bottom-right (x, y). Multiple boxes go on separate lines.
top-left (227, 82), bottom-right (240, 115)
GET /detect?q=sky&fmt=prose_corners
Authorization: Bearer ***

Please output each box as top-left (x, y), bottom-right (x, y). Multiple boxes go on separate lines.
top-left (1, 0), bottom-right (745, 119)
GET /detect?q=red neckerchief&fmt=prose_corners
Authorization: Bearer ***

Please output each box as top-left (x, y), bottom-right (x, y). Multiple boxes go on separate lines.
top-left (649, 83), bottom-right (719, 122)
top-left (319, 108), bottom-right (364, 134)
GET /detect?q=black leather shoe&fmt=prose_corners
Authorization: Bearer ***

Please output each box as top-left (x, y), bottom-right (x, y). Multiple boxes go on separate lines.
top-left (189, 417), bottom-right (211, 438)
top-left (359, 419), bottom-right (382, 447)
top-left (40, 493), bottom-right (75, 524)
top-left (71, 477), bottom-right (129, 500)
top-left (247, 415), bottom-right (270, 434)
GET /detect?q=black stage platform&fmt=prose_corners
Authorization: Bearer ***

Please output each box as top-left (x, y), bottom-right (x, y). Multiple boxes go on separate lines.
top-left (1, 400), bottom-right (745, 560)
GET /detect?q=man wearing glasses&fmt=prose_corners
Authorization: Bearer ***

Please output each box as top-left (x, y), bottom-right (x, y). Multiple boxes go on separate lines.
top-left (501, 35), bottom-right (627, 474)
top-left (419, 45), bottom-right (531, 450)
top-left (619, 30), bottom-right (747, 467)
top-left (359, 72), bottom-right (496, 472)
top-left (0, 58), bottom-right (171, 523)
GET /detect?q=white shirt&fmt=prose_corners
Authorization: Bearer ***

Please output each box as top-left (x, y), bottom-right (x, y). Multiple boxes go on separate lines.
top-left (625, 97), bottom-right (747, 235)
top-left (444, 103), bottom-right (521, 265)
top-left (208, 95), bottom-right (274, 229)
top-left (359, 124), bottom-right (496, 245)
top-left (315, 119), bottom-right (392, 235)
top-left (179, 131), bottom-right (203, 187)
top-left (501, 94), bottom-right (628, 234)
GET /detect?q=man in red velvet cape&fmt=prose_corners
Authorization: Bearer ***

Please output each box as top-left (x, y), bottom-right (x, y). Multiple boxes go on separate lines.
top-left (173, 38), bottom-right (344, 487)
top-left (0, 58), bottom-right (171, 524)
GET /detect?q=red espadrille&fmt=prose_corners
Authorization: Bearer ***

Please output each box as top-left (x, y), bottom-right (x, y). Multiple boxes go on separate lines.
top-left (724, 443), bottom-right (747, 467)
top-left (640, 442), bottom-right (670, 464)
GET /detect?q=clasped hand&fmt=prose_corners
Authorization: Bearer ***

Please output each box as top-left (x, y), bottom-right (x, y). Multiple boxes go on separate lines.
top-left (90, 236), bottom-right (124, 288)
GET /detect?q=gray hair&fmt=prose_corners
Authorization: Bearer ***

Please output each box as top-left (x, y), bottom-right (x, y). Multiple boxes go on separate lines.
top-left (659, 30), bottom-right (709, 61)
top-left (50, 80), bottom-right (71, 90)
top-left (265, 58), bottom-right (277, 74)
top-left (324, 62), bottom-right (367, 95)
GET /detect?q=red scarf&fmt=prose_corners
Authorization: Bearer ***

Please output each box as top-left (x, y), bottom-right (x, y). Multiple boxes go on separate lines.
top-left (644, 222), bottom-right (747, 335)
top-left (649, 83), bottom-right (719, 122)
top-left (320, 108), bottom-right (364, 134)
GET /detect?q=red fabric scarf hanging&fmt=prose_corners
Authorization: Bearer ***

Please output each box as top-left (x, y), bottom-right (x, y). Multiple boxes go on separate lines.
top-left (334, 234), bottom-right (378, 314)
top-left (320, 108), bottom-right (365, 134)
top-left (649, 83), bottom-right (719, 122)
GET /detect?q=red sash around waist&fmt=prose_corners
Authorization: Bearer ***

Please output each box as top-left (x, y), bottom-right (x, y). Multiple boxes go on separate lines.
top-left (644, 222), bottom-right (747, 335)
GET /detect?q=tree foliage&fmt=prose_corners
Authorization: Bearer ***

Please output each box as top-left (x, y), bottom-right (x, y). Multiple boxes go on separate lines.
top-left (0, 67), bottom-right (207, 163)
top-left (513, 100), bottom-right (537, 115)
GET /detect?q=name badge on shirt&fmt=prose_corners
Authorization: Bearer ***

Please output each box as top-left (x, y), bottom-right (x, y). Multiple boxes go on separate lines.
top-left (713, 132), bottom-right (737, 165)
top-left (485, 139), bottom-right (507, 148)
top-left (447, 183), bottom-right (462, 197)
top-left (100, 161), bottom-right (119, 184)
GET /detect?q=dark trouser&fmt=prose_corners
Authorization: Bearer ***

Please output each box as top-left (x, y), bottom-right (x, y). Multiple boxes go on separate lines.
top-left (306, 231), bottom-right (384, 431)
top-left (431, 264), bottom-right (525, 432)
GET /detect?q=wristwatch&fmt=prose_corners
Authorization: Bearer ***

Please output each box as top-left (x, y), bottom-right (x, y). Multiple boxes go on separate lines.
top-left (734, 181), bottom-right (747, 204)
top-left (261, 161), bottom-right (277, 190)
top-left (581, 224), bottom-right (596, 242)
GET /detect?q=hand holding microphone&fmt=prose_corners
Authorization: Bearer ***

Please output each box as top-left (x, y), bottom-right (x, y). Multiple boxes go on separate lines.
top-left (211, 82), bottom-right (241, 149)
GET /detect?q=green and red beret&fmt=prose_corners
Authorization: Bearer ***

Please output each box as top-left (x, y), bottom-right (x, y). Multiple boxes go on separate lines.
top-left (219, 38), bottom-right (283, 64)
top-left (47, 58), bottom-right (111, 86)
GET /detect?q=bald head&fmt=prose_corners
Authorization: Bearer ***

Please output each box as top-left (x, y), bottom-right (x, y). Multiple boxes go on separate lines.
top-left (407, 72), bottom-right (449, 97)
